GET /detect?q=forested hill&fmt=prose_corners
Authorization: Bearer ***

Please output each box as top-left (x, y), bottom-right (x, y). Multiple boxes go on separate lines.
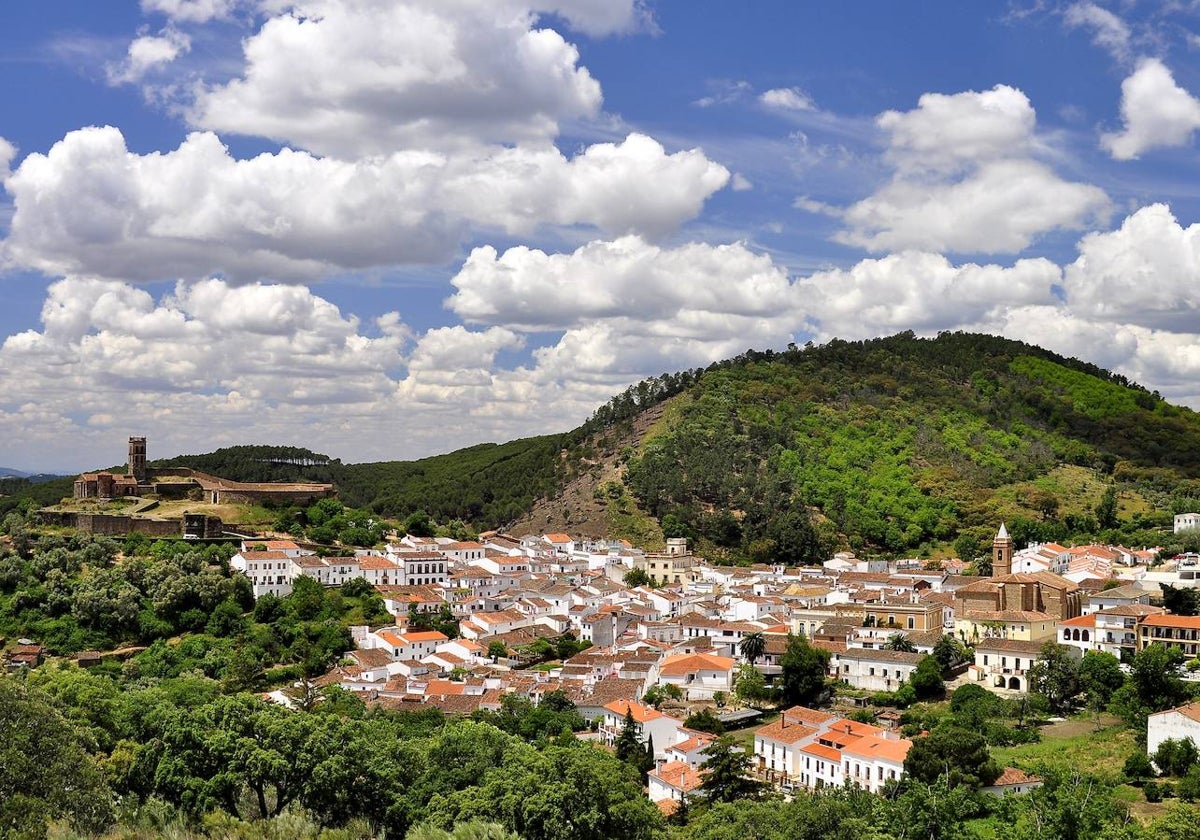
top-left (17, 332), bottom-right (1200, 560)
top-left (605, 331), bottom-right (1200, 563)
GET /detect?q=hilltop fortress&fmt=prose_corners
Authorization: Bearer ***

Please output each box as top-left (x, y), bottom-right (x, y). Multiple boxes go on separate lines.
top-left (73, 436), bottom-right (336, 506)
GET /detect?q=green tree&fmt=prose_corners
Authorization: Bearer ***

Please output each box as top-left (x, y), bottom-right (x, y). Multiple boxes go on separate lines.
top-left (739, 631), bottom-right (767, 665)
top-left (1161, 584), bottom-right (1200, 617)
top-left (622, 568), bottom-right (651, 588)
top-left (1027, 642), bottom-right (1081, 714)
top-left (1096, 487), bottom-right (1119, 529)
top-left (1178, 764), bottom-right (1200, 802)
top-left (407, 822), bottom-right (522, 840)
top-left (734, 663), bottom-right (769, 705)
top-left (613, 709), bottom-right (643, 765)
top-left (698, 735), bottom-right (765, 804)
top-left (1130, 644), bottom-right (1188, 712)
top-left (1153, 738), bottom-right (1198, 777)
top-left (1123, 750), bottom-right (1154, 783)
top-left (1078, 650), bottom-right (1125, 710)
top-left (0, 679), bottom-right (115, 837)
top-left (903, 726), bottom-right (1001, 790)
top-left (403, 510), bottom-right (435, 538)
top-left (933, 634), bottom-right (969, 671)
top-left (487, 641), bottom-right (508, 661)
top-left (684, 708), bottom-right (726, 734)
top-left (779, 633), bottom-right (830, 707)
top-left (909, 655), bottom-right (945, 700)
top-left (884, 633), bottom-right (917, 653)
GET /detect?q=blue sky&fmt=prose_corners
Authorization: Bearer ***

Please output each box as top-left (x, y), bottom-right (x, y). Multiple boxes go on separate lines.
top-left (3, 1), bottom-right (1200, 473)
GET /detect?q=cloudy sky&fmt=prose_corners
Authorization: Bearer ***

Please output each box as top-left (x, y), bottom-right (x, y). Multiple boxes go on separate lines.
top-left (3, 1), bottom-right (1200, 473)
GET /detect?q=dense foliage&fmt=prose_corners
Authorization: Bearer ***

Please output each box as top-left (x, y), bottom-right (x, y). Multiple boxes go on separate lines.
top-left (0, 516), bottom-right (353, 679)
top-left (625, 332), bottom-right (1200, 559)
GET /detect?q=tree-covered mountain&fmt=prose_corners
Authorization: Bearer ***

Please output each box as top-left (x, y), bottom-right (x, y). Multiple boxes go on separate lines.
top-left (616, 332), bottom-right (1200, 563)
top-left (12, 332), bottom-right (1200, 560)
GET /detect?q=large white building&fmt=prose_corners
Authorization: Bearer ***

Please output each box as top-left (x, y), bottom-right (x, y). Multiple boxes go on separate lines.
top-left (1174, 513), bottom-right (1200, 534)
top-left (1147, 701), bottom-right (1200, 758)
top-left (833, 648), bottom-right (924, 692)
top-left (753, 706), bottom-right (911, 793)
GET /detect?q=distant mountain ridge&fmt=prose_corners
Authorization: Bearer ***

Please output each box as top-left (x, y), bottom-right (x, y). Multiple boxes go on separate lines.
top-left (8, 332), bottom-right (1200, 560)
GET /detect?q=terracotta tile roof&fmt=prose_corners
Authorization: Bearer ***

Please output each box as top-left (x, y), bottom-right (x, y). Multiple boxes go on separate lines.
top-left (837, 648), bottom-right (924, 665)
top-left (604, 700), bottom-right (664, 723)
top-left (425, 680), bottom-right (466, 695)
top-left (800, 742), bottom-right (842, 762)
top-left (782, 706), bottom-right (838, 726)
top-left (651, 761), bottom-right (701, 793)
top-left (1151, 701), bottom-right (1200, 724)
top-left (659, 652), bottom-right (736, 676)
top-left (357, 555), bottom-right (400, 570)
top-left (1057, 614), bottom-right (1096, 628)
top-left (755, 719), bottom-right (818, 745)
top-left (991, 767), bottom-right (1042, 786)
top-left (843, 734), bottom-right (911, 764)
top-left (1141, 614), bottom-right (1200, 629)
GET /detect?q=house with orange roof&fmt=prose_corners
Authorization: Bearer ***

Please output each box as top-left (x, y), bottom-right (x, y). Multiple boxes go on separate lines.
top-left (599, 700), bottom-right (684, 760)
top-left (1138, 613), bottom-right (1200, 657)
top-left (356, 553), bottom-right (401, 586)
top-left (231, 549), bottom-right (300, 597)
top-left (647, 761), bottom-right (702, 810)
top-left (983, 767), bottom-right (1043, 796)
top-left (370, 628), bottom-right (449, 660)
top-left (459, 607), bottom-right (532, 640)
top-left (663, 731), bottom-right (716, 768)
top-left (752, 705), bottom-right (911, 792)
top-left (657, 652), bottom-right (736, 700)
top-left (542, 533), bottom-right (575, 555)
top-left (1147, 701), bottom-right (1200, 757)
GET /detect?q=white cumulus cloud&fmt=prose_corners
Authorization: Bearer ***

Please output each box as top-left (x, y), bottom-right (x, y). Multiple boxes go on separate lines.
top-left (107, 27), bottom-right (191, 84)
top-left (141, 0), bottom-right (238, 23)
top-left (837, 85), bottom-right (1109, 253)
top-left (1063, 203), bottom-right (1200, 331)
top-left (3, 127), bottom-right (728, 281)
top-left (188, 0), bottom-right (604, 157)
top-left (1101, 59), bottom-right (1200, 160)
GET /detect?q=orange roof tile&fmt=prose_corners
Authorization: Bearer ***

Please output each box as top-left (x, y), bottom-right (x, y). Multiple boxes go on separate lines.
top-left (755, 719), bottom-right (818, 745)
top-left (659, 652), bottom-right (736, 676)
top-left (651, 761), bottom-right (702, 793)
top-left (1141, 614), bottom-right (1200, 629)
top-left (801, 743), bottom-right (842, 762)
top-left (603, 700), bottom-right (664, 724)
top-left (1058, 614), bottom-right (1096, 628)
top-left (842, 734), bottom-right (911, 764)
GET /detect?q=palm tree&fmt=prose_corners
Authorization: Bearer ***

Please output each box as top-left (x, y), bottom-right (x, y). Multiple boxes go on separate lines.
top-left (739, 631), bottom-right (766, 665)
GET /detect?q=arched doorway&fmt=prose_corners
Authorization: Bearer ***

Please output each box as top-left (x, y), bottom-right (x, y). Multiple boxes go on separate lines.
top-left (1009, 677), bottom-right (1021, 690)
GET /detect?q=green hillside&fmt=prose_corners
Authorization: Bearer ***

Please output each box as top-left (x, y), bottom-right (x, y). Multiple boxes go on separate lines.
top-left (13, 332), bottom-right (1200, 560)
top-left (622, 332), bottom-right (1200, 563)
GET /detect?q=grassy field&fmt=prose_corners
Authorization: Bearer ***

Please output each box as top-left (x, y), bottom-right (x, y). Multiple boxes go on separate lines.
top-left (991, 714), bottom-right (1135, 781)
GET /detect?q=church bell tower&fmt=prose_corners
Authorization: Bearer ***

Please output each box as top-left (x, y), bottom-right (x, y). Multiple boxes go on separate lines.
top-left (992, 523), bottom-right (1012, 578)
top-left (128, 436), bottom-right (147, 483)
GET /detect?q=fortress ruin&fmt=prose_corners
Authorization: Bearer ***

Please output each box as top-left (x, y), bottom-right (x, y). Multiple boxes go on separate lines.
top-left (73, 436), bottom-right (336, 506)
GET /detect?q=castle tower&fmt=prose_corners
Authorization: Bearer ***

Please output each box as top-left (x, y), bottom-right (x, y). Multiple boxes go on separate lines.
top-left (992, 523), bottom-right (1012, 578)
top-left (128, 436), bottom-right (147, 483)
